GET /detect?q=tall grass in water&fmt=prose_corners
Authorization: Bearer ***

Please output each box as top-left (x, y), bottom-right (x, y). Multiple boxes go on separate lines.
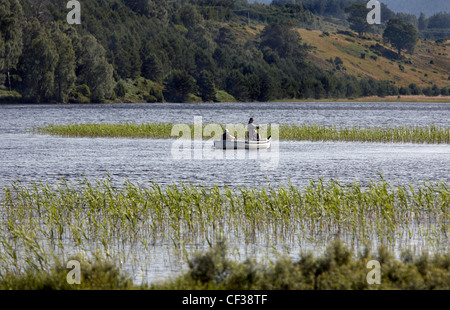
top-left (34, 123), bottom-right (450, 144)
top-left (0, 177), bottom-right (448, 277)
top-left (276, 124), bottom-right (450, 144)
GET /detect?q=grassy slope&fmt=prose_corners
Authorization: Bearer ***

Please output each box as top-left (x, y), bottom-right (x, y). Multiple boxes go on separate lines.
top-left (219, 23), bottom-right (449, 102)
top-left (94, 22), bottom-right (450, 103)
top-left (297, 29), bottom-right (450, 89)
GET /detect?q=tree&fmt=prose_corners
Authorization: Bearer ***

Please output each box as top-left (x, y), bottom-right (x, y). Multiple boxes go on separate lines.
top-left (383, 18), bottom-right (418, 58)
top-left (164, 70), bottom-right (196, 102)
top-left (0, 0), bottom-right (23, 90)
top-left (178, 4), bottom-right (204, 29)
top-left (427, 12), bottom-right (450, 29)
top-left (345, 3), bottom-right (371, 36)
top-left (52, 26), bottom-right (76, 103)
top-left (260, 22), bottom-right (309, 61)
top-left (76, 35), bottom-right (115, 102)
top-left (142, 53), bottom-right (164, 82)
top-left (125, 0), bottom-right (168, 23)
top-left (28, 0), bottom-right (51, 21)
top-left (422, 86), bottom-right (433, 96)
top-left (431, 84), bottom-right (440, 96)
top-left (418, 13), bottom-right (427, 31)
top-left (408, 83), bottom-right (422, 95)
top-left (225, 70), bottom-right (248, 101)
top-left (258, 74), bottom-right (276, 102)
top-left (114, 81), bottom-right (126, 98)
top-left (197, 70), bottom-right (216, 102)
top-left (18, 21), bottom-right (58, 102)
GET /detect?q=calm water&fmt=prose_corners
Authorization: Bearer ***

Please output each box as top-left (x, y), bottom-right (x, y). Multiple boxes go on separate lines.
top-left (0, 102), bottom-right (449, 189)
top-left (0, 102), bottom-right (449, 283)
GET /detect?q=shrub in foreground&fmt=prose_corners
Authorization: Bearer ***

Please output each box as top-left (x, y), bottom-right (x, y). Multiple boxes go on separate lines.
top-left (151, 241), bottom-right (450, 290)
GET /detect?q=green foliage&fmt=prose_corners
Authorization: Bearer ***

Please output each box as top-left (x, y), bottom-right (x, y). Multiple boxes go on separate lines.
top-left (35, 122), bottom-right (450, 144)
top-left (0, 0), bottom-right (23, 90)
top-left (18, 20), bottom-right (58, 102)
top-left (0, 0), bottom-right (433, 103)
top-left (164, 70), bottom-right (197, 103)
top-left (68, 85), bottom-right (91, 103)
top-left (1, 176), bottom-right (448, 289)
top-left (408, 83), bottom-right (422, 95)
top-left (52, 25), bottom-right (76, 103)
top-left (145, 84), bottom-right (164, 103)
top-left (215, 90), bottom-right (235, 102)
top-left (0, 89), bottom-right (21, 102)
top-left (197, 70), bottom-right (216, 102)
top-left (114, 81), bottom-right (127, 98)
top-left (0, 257), bottom-right (135, 290)
top-left (383, 18), bottom-right (419, 57)
top-left (345, 3), bottom-right (372, 36)
top-left (260, 22), bottom-right (309, 61)
top-left (153, 240), bottom-right (450, 290)
top-left (2, 239), bottom-right (448, 290)
top-left (427, 12), bottom-right (450, 29)
top-left (75, 35), bottom-right (115, 102)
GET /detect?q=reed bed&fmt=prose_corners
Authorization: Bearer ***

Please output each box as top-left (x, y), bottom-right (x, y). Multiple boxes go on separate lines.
top-left (0, 178), bottom-right (448, 278)
top-left (34, 123), bottom-right (450, 144)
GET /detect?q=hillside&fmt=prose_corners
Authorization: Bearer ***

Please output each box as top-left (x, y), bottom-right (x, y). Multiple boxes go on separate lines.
top-left (1, 0), bottom-right (449, 104)
top-left (251, 0), bottom-right (450, 17)
top-left (297, 29), bottom-right (450, 88)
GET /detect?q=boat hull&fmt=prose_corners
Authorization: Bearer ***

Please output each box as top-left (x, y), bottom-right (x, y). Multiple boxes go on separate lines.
top-left (214, 138), bottom-right (271, 150)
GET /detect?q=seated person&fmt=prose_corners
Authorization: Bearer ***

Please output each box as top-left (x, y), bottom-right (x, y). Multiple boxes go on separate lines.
top-left (222, 129), bottom-right (235, 141)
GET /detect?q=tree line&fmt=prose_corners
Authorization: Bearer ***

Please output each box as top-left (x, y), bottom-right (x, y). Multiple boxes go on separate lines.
top-left (0, 0), bottom-right (448, 103)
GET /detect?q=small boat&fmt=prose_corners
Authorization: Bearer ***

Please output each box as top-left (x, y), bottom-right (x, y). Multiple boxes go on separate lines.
top-left (214, 136), bottom-right (272, 150)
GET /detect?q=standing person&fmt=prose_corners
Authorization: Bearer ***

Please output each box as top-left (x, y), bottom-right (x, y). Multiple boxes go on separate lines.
top-left (247, 117), bottom-right (260, 141)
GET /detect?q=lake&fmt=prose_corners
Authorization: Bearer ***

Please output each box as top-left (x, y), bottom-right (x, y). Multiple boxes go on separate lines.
top-left (0, 101), bottom-right (449, 283)
top-left (1, 102), bottom-right (449, 188)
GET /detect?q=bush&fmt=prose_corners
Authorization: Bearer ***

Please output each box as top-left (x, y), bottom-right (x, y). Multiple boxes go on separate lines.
top-left (399, 86), bottom-right (410, 95)
top-left (432, 85), bottom-right (441, 96)
top-left (152, 240), bottom-right (450, 290)
top-left (114, 81), bottom-right (126, 98)
top-left (408, 83), bottom-right (422, 95)
top-left (68, 85), bottom-right (91, 103)
top-left (334, 57), bottom-right (343, 66)
top-left (422, 86), bottom-right (433, 96)
top-left (147, 86), bottom-right (164, 103)
top-left (0, 258), bottom-right (135, 290)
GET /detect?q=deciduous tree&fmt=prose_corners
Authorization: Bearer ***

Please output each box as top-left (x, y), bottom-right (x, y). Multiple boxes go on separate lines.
top-left (383, 18), bottom-right (418, 57)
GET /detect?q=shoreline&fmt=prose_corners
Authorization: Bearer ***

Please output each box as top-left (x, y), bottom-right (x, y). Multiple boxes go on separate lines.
top-left (1, 95), bottom-right (450, 105)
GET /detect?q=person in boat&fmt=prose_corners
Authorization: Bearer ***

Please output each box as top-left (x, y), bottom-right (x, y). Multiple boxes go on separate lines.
top-left (222, 129), bottom-right (235, 141)
top-left (247, 117), bottom-right (260, 141)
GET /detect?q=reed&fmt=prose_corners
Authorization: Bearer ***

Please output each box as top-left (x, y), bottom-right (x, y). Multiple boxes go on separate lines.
top-left (0, 177), bottom-right (448, 279)
top-left (33, 123), bottom-right (450, 144)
